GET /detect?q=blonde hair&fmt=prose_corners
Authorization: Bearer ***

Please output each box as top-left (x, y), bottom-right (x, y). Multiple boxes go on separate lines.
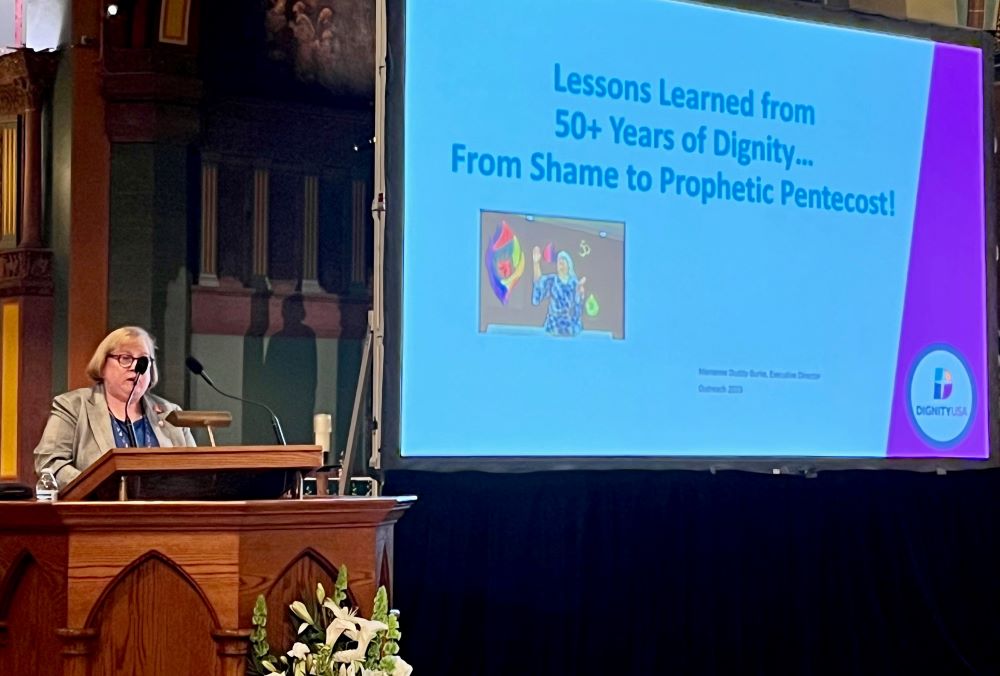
top-left (85, 326), bottom-right (159, 388)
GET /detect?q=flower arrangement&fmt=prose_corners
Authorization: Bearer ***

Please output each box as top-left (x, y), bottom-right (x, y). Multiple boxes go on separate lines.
top-left (248, 565), bottom-right (412, 676)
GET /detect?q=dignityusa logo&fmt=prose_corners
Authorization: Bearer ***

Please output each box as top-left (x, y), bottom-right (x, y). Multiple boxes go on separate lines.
top-left (907, 346), bottom-right (974, 447)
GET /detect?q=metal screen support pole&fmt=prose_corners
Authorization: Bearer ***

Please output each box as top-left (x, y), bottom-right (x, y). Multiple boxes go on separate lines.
top-left (339, 310), bottom-right (374, 496)
top-left (369, 0), bottom-right (388, 473)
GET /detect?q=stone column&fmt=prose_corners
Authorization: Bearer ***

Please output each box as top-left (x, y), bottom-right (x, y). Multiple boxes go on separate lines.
top-left (199, 160), bottom-right (219, 286)
top-left (350, 179), bottom-right (367, 288)
top-left (0, 255), bottom-right (54, 484)
top-left (0, 50), bottom-right (57, 250)
top-left (253, 167), bottom-right (270, 287)
top-left (0, 50), bottom-right (57, 485)
top-left (19, 102), bottom-right (40, 247)
top-left (0, 125), bottom-right (16, 249)
top-left (301, 174), bottom-right (321, 293)
top-left (967, 0), bottom-right (985, 27)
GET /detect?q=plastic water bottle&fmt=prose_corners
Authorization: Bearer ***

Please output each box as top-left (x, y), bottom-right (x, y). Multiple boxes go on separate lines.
top-left (35, 470), bottom-right (59, 502)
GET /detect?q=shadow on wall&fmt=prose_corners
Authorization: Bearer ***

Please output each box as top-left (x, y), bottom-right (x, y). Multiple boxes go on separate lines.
top-left (242, 293), bottom-right (318, 444)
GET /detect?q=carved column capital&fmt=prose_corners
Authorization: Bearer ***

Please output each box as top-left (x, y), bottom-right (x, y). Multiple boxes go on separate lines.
top-left (0, 248), bottom-right (53, 297)
top-left (0, 87), bottom-right (24, 115)
top-left (21, 81), bottom-right (47, 110)
top-left (0, 49), bottom-right (59, 114)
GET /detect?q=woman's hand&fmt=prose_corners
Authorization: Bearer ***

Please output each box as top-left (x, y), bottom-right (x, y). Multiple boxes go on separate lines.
top-left (532, 246), bottom-right (541, 263)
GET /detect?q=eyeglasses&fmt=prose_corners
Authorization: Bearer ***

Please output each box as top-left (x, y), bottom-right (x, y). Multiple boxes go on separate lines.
top-left (107, 353), bottom-right (154, 369)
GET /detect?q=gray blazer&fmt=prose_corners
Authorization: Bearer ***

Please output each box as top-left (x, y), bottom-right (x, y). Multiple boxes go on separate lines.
top-left (33, 384), bottom-right (196, 485)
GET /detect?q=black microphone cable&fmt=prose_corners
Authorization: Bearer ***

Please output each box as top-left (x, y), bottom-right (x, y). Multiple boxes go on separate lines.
top-left (185, 356), bottom-right (287, 445)
top-left (122, 356), bottom-right (150, 447)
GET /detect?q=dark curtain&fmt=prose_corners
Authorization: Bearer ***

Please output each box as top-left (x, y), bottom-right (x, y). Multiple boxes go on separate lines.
top-left (384, 469), bottom-right (1000, 676)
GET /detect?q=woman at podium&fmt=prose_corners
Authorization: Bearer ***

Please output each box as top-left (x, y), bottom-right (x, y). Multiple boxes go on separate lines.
top-left (33, 326), bottom-right (196, 485)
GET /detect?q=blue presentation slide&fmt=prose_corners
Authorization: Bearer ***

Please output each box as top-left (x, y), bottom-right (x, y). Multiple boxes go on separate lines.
top-left (398, 0), bottom-right (988, 458)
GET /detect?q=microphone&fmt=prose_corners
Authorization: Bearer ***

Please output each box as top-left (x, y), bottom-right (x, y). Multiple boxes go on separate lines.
top-left (185, 356), bottom-right (287, 445)
top-left (123, 356), bottom-right (150, 447)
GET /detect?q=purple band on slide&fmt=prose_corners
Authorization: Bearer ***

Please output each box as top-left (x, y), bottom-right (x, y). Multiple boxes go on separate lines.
top-left (886, 43), bottom-right (987, 458)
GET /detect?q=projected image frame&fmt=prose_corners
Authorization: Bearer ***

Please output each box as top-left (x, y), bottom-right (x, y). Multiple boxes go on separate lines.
top-left (479, 210), bottom-right (626, 340)
top-left (378, 0), bottom-right (998, 472)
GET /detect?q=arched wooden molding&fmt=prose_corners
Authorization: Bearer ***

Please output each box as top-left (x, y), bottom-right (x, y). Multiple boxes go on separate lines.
top-left (0, 549), bottom-right (35, 620)
top-left (83, 549), bottom-right (221, 629)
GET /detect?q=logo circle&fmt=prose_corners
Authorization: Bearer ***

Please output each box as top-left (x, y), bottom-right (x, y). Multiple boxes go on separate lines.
top-left (906, 345), bottom-right (975, 448)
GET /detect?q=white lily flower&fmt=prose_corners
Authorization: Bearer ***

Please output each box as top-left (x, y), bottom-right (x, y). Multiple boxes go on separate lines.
top-left (332, 645), bottom-right (366, 663)
top-left (261, 659), bottom-right (284, 674)
top-left (355, 617), bottom-right (389, 635)
top-left (298, 622), bottom-right (309, 635)
top-left (326, 616), bottom-right (356, 646)
top-left (316, 582), bottom-right (326, 604)
top-left (334, 616), bottom-right (385, 661)
top-left (287, 642), bottom-right (311, 660)
top-left (290, 601), bottom-right (313, 625)
top-left (324, 599), bottom-right (359, 622)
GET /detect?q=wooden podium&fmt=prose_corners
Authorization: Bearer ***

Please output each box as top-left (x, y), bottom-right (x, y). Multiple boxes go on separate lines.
top-left (58, 445), bottom-right (326, 502)
top-left (0, 447), bottom-right (415, 675)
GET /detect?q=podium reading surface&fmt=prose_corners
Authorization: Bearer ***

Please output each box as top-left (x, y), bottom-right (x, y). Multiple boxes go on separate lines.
top-left (59, 445), bottom-right (324, 501)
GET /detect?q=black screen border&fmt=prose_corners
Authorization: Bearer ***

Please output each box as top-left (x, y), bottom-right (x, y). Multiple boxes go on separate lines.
top-left (380, 0), bottom-right (999, 473)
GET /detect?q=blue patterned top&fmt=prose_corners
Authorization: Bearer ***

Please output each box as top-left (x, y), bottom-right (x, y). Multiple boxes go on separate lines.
top-left (532, 273), bottom-right (584, 337)
top-left (110, 415), bottom-right (160, 448)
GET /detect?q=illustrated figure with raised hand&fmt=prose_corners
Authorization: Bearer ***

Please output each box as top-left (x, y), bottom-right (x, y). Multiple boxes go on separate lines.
top-left (531, 247), bottom-right (586, 337)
